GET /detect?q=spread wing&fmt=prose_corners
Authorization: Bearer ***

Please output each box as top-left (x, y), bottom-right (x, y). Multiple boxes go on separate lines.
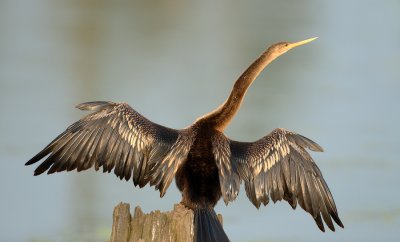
top-left (212, 128), bottom-right (343, 232)
top-left (26, 101), bottom-right (194, 196)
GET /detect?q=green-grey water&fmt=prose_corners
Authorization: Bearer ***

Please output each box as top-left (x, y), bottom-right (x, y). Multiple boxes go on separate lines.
top-left (1, 1), bottom-right (399, 241)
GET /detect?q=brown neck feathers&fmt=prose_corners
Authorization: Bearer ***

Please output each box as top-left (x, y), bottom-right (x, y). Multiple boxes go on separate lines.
top-left (199, 48), bottom-right (279, 131)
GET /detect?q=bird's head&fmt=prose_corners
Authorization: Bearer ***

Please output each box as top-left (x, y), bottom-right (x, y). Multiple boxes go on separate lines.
top-left (265, 37), bottom-right (318, 61)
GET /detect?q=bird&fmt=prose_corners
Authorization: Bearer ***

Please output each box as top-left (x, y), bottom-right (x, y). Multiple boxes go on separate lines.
top-left (26, 37), bottom-right (343, 242)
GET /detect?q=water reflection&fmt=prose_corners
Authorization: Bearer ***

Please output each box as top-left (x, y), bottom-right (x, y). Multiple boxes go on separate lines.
top-left (1, 0), bottom-right (399, 242)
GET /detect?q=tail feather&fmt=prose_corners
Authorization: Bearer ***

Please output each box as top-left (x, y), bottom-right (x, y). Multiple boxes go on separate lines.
top-left (194, 208), bottom-right (229, 242)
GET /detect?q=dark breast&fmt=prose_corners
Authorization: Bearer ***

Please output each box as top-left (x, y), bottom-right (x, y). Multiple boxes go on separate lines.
top-left (175, 126), bottom-right (222, 208)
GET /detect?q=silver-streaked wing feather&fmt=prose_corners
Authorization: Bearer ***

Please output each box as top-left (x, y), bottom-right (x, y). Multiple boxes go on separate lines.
top-left (212, 133), bottom-right (241, 203)
top-left (212, 128), bottom-right (343, 232)
top-left (26, 101), bottom-right (194, 197)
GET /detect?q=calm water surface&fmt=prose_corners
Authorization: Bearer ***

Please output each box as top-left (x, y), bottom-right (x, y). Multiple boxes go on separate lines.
top-left (1, 1), bottom-right (399, 242)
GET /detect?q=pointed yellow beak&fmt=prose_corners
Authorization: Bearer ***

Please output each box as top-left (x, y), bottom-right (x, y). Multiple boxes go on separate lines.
top-left (288, 37), bottom-right (318, 49)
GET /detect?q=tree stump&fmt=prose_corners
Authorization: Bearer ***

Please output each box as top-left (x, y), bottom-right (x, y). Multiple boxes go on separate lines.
top-left (109, 202), bottom-right (223, 242)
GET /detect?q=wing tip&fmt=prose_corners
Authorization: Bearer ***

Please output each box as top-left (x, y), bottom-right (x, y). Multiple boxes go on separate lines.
top-left (289, 133), bottom-right (324, 152)
top-left (315, 214), bottom-right (326, 232)
top-left (33, 168), bottom-right (45, 176)
top-left (76, 101), bottom-right (114, 111)
top-left (25, 159), bottom-right (35, 166)
top-left (26, 149), bottom-right (51, 166)
top-left (327, 222), bottom-right (335, 232)
top-left (333, 214), bottom-right (344, 228)
top-left (33, 172), bottom-right (41, 176)
top-left (316, 213), bottom-right (344, 232)
top-left (313, 143), bottom-right (324, 152)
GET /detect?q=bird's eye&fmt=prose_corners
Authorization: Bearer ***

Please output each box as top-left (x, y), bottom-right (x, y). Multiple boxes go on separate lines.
top-left (284, 43), bottom-right (289, 47)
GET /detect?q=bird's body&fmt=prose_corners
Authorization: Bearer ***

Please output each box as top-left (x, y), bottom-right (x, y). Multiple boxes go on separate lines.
top-left (26, 37), bottom-right (343, 241)
top-left (176, 123), bottom-right (223, 209)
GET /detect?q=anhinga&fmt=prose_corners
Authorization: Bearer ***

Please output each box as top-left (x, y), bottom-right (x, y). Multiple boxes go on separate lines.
top-left (26, 37), bottom-right (343, 241)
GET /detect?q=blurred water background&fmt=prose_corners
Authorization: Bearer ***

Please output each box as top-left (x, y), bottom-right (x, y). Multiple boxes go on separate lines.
top-left (1, 0), bottom-right (399, 241)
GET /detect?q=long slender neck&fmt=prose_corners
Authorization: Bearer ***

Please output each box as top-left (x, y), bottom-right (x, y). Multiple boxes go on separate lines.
top-left (199, 48), bottom-right (279, 131)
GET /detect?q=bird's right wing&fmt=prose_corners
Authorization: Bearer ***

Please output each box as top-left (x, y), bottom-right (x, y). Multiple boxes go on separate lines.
top-left (26, 101), bottom-right (195, 196)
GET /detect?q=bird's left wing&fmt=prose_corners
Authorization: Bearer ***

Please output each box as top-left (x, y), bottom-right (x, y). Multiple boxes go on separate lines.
top-left (212, 128), bottom-right (343, 232)
top-left (26, 101), bottom-right (195, 196)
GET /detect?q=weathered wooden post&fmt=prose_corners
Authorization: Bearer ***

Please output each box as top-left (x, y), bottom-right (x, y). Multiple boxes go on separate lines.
top-left (109, 203), bottom-right (224, 242)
